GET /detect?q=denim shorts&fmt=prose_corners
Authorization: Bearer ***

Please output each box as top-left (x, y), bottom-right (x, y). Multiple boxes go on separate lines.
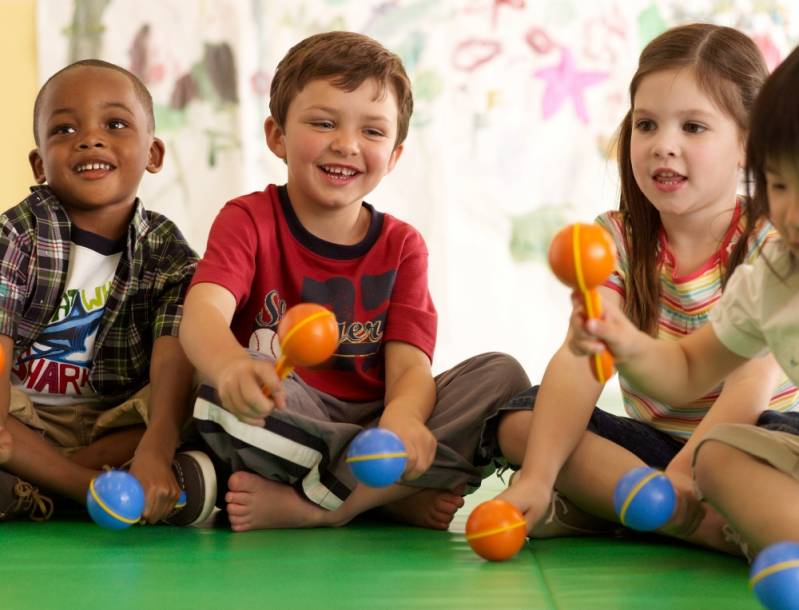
top-left (505, 387), bottom-right (799, 470)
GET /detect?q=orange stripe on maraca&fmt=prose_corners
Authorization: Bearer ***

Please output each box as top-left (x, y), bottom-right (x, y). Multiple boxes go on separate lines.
top-left (280, 309), bottom-right (336, 356)
top-left (572, 224), bottom-right (588, 295)
top-left (465, 519), bottom-right (526, 541)
top-left (571, 225), bottom-right (607, 383)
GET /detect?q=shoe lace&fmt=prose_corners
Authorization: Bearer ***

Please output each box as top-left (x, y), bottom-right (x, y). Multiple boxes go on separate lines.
top-left (543, 491), bottom-right (622, 536)
top-left (12, 480), bottom-right (54, 522)
top-left (544, 491), bottom-right (567, 526)
top-left (722, 523), bottom-right (752, 562)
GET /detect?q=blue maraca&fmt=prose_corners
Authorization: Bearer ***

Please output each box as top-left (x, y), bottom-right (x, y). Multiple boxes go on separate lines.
top-left (750, 541), bottom-right (799, 610)
top-left (613, 466), bottom-right (676, 531)
top-left (87, 470), bottom-right (145, 529)
top-left (346, 428), bottom-right (408, 487)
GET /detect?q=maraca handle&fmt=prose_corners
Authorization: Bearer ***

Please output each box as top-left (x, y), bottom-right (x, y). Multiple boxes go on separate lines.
top-left (274, 354), bottom-right (294, 381)
top-left (262, 354), bottom-right (294, 398)
top-left (581, 288), bottom-right (615, 383)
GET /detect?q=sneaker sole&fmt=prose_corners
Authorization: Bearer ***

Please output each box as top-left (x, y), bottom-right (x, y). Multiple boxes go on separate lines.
top-left (176, 450), bottom-right (217, 527)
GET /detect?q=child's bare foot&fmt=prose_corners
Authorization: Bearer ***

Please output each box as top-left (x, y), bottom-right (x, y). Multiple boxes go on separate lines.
top-left (225, 471), bottom-right (326, 531)
top-left (380, 486), bottom-right (466, 530)
top-left (0, 427), bottom-right (12, 464)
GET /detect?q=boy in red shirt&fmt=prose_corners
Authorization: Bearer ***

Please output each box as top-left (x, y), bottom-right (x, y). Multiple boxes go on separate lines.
top-left (180, 32), bottom-right (530, 531)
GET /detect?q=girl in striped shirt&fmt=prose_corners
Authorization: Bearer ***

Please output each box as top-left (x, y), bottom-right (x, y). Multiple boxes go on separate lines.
top-left (571, 43), bottom-right (799, 562)
top-left (495, 24), bottom-right (797, 554)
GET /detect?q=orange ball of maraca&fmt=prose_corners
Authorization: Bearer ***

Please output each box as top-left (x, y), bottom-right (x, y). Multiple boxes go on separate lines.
top-left (465, 499), bottom-right (527, 561)
top-left (548, 223), bottom-right (616, 290)
top-left (277, 303), bottom-right (339, 367)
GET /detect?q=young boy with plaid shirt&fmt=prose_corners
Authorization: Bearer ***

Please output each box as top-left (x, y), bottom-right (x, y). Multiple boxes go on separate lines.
top-left (0, 59), bottom-right (215, 526)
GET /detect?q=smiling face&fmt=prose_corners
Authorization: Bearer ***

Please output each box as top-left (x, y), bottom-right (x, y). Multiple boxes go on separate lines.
top-left (765, 159), bottom-right (799, 256)
top-left (265, 78), bottom-right (403, 221)
top-left (630, 67), bottom-right (744, 223)
top-left (29, 65), bottom-right (163, 219)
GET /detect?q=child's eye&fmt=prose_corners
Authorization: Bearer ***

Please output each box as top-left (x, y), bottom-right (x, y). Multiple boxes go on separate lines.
top-left (634, 119), bottom-right (655, 132)
top-left (683, 122), bottom-right (706, 134)
top-left (769, 181), bottom-right (787, 191)
top-left (310, 120), bottom-right (334, 129)
top-left (51, 125), bottom-right (76, 136)
top-left (364, 128), bottom-right (386, 138)
top-left (108, 119), bottom-right (127, 129)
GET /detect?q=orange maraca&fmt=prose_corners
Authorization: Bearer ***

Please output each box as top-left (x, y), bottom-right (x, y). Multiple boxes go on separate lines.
top-left (548, 223), bottom-right (617, 383)
top-left (264, 303), bottom-right (339, 395)
top-left (465, 499), bottom-right (527, 561)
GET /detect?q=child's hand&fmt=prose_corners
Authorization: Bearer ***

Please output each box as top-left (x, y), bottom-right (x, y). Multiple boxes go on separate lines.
top-left (567, 293), bottom-right (639, 363)
top-left (215, 354), bottom-right (286, 426)
top-left (0, 426), bottom-right (12, 464)
top-left (658, 471), bottom-right (705, 538)
top-left (129, 450), bottom-right (181, 523)
top-left (495, 470), bottom-right (551, 532)
top-left (379, 413), bottom-right (437, 480)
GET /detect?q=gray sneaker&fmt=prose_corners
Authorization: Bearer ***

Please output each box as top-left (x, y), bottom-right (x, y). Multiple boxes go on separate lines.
top-left (530, 491), bottom-right (622, 538)
top-left (0, 470), bottom-right (54, 522)
top-left (164, 451), bottom-right (217, 527)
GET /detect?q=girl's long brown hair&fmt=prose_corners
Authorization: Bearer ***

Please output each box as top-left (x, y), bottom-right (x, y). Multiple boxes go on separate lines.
top-left (616, 24), bottom-right (767, 334)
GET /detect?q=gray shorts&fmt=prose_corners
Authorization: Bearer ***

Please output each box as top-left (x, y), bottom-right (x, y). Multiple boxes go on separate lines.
top-left (194, 352), bottom-right (530, 510)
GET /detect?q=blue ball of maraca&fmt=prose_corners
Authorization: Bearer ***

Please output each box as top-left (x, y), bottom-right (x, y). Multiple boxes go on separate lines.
top-left (750, 542), bottom-right (799, 610)
top-left (613, 466), bottom-right (676, 531)
top-left (86, 470), bottom-right (145, 529)
top-left (346, 428), bottom-right (408, 487)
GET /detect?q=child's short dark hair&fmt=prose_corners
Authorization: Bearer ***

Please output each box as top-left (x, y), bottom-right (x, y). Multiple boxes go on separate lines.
top-left (269, 31), bottom-right (413, 148)
top-left (33, 59), bottom-right (155, 145)
top-left (746, 45), bottom-right (799, 221)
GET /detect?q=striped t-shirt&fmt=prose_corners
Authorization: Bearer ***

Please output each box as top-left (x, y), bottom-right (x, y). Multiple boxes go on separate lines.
top-left (597, 202), bottom-right (798, 440)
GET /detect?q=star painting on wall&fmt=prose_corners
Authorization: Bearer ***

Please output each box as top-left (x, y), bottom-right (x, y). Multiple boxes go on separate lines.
top-left (534, 46), bottom-right (608, 124)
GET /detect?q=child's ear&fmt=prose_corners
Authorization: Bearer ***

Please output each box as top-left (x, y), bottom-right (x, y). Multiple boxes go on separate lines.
top-left (146, 137), bottom-right (166, 174)
top-left (28, 149), bottom-right (47, 184)
top-left (264, 117), bottom-right (287, 161)
top-left (385, 143), bottom-right (404, 174)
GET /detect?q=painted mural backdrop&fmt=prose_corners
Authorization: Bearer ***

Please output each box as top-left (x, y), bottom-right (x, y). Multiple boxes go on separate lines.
top-left (37, 0), bottom-right (799, 393)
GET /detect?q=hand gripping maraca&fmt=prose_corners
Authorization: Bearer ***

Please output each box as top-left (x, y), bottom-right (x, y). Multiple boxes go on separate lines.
top-left (548, 223), bottom-right (618, 383)
top-left (264, 303), bottom-right (340, 396)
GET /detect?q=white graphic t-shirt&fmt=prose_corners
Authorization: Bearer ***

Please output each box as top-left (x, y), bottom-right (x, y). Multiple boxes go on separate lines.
top-left (12, 226), bottom-right (123, 405)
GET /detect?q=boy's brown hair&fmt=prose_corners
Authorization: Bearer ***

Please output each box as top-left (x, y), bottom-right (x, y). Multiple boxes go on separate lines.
top-left (269, 31), bottom-right (413, 148)
top-left (614, 23), bottom-right (767, 335)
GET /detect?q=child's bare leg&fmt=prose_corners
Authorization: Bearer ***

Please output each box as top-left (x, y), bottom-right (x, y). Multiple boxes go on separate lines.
top-left (225, 471), bottom-right (421, 532)
top-left (71, 425), bottom-right (145, 469)
top-left (554, 431), bottom-right (641, 521)
top-left (496, 409), bottom-right (531, 466)
top-left (0, 426), bottom-right (11, 464)
top-left (695, 440), bottom-right (799, 554)
top-left (3, 416), bottom-right (96, 503)
top-left (556, 431), bottom-right (739, 553)
top-left (379, 485), bottom-right (466, 530)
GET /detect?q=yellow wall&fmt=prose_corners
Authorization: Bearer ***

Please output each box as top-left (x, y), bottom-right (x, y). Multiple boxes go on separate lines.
top-left (1, 0), bottom-right (37, 209)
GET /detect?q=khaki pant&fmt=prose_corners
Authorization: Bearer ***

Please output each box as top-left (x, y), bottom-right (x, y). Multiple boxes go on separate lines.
top-left (694, 423), bottom-right (799, 485)
top-left (9, 386), bottom-right (150, 454)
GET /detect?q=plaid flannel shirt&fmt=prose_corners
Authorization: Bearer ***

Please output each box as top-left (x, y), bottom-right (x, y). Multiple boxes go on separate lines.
top-left (0, 186), bottom-right (198, 402)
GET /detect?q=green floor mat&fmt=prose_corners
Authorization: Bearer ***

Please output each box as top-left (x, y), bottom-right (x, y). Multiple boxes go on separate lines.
top-left (0, 481), bottom-right (757, 610)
